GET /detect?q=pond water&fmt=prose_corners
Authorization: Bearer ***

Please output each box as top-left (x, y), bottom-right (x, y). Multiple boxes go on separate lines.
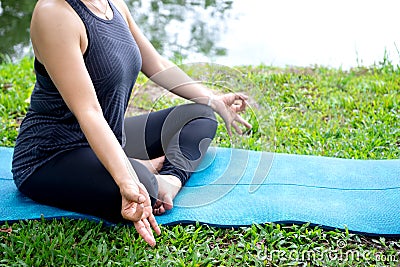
top-left (0, 0), bottom-right (399, 68)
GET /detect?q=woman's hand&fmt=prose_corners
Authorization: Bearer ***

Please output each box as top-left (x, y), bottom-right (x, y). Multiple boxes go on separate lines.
top-left (120, 182), bottom-right (161, 247)
top-left (212, 93), bottom-right (252, 136)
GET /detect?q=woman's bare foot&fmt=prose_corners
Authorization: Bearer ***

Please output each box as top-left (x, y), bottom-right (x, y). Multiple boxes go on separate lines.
top-left (153, 175), bottom-right (182, 215)
top-left (136, 156), bottom-right (165, 174)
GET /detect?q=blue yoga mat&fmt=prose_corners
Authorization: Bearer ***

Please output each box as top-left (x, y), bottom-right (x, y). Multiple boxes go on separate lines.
top-left (1, 146), bottom-right (399, 236)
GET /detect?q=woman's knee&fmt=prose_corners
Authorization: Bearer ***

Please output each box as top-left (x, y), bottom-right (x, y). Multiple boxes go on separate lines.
top-left (173, 104), bottom-right (218, 140)
top-left (181, 103), bottom-right (217, 121)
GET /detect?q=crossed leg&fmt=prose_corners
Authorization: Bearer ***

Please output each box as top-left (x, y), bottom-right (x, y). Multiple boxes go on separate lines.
top-left (123, 104), bottom-right (217, 215)
top-left (136, 156), bottom-right (181, 215)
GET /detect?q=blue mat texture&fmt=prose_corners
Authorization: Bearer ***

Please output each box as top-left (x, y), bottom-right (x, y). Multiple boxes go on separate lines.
top-left (1, 146), bottom-right (399, 236)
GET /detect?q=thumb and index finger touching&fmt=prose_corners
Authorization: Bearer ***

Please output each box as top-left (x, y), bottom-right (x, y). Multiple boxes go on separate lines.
top-left (222, 93), bottom-right (252, 136)
top-left (121, 183), bottom-right (161, 246)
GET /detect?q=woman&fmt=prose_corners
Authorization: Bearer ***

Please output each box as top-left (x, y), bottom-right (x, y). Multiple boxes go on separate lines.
top-left (12, 0), bottom-right (251, 247)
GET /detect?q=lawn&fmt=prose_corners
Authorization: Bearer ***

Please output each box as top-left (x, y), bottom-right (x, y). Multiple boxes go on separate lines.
top-left (0, 57), bottom-right (399, 266)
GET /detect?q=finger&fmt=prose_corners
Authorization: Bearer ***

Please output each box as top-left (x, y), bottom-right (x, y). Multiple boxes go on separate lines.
top-left (135, 221), bottom-right (156, 247)
top-left (125, 190), bottom-right (146, 204)
top-left (225, 120), bottom-right (233, 137)
top-left (235, 93), bottom-right (248, 101)
top-left (135, 183), bottom-right (149, 203)
top-left (231, 103), bottom-right (242, 113)
top-left (234, 103), bottom-right (246, 113)
top-left (240, 96), bottom-right (249, 107)
top-left (232, 98), bottom-right (247, 113)
top-left (240, 99), bottom-right (249, 111)
top-left (120, 183), bottom-right (145, 205)
top-left (236, 114), bottom-right (252, 129)
top-left (232, 121), bottom-right (242, 135)
top-left (235, 92), bottom-right (247, 97)
top-left (123, 202), bottom-right (144, 222)
top-left (142, 217), bottom-right (154, 240)
top-left (148, 214), bottom-right (161, 235)
top-left (137, 194), bottom-right (146, 204)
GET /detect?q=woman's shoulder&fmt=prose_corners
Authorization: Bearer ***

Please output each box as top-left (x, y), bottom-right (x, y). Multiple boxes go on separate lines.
top-left (31, 0), bottom-right (86, 62)
top-left (31, 0), bottom-right (84, 38)
top-left (32, 0), bottom-right (80, 25)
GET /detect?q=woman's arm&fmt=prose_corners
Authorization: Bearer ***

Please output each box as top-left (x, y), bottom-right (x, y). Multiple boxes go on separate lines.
top-left (115, 0), bottom-right (252, 135)
top-left (30, 0), bottom-right (160, 246)
top-left (116, 1), bottom-right (211, 100)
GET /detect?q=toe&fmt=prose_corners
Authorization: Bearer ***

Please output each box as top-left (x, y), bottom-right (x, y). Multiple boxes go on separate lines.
top-left (163, 202), bottom-right (173, 211)
top-left (162, 195), bottom-right (174, 210)
top-left (153, 206), bottom-right (165, 216)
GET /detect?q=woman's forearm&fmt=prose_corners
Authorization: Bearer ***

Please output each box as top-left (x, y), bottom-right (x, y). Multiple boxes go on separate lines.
top-left (149, 64), bottom-right (216, 106)
top-left (77, 109), bottom-right (140, 188)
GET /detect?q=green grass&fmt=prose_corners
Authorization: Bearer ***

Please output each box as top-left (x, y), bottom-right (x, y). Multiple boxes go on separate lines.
top-left (0, 57), bottom-right (35, 146)
top-left (1, 58), bottom-right (399, 266)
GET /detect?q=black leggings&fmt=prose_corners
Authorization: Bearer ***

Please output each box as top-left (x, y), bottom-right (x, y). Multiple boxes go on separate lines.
top-left (19, 104), bottom-right (217, 222)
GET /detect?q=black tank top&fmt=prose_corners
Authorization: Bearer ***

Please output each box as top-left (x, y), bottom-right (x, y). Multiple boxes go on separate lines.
top-left (12, 0), bottom-right (142, 187)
